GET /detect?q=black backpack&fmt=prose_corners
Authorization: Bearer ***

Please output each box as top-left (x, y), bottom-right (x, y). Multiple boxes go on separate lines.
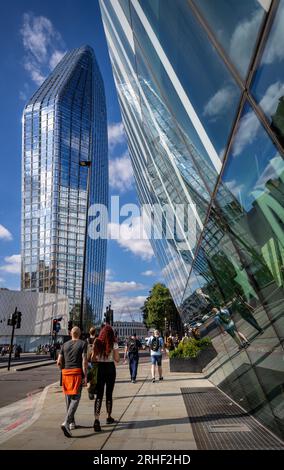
top-left (150, 336), bottom-right (160, 352)
top-left (128, 339), bottom-right (138, 353)
top-left (219, 309), bottom-right (231, 324)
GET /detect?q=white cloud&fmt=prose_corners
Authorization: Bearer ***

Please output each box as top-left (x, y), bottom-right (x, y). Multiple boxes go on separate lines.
top-left (0, 254), bottom-right (21, 274)
top-left (254, 155), bottom-right (284, 192)
top-left (229, 10), bottom-right (263, 77)
top-left (49, 50), bottom-right (65, 70)
top-left (106, 269), bottom-right (114, 280)
top-left (0, 225), bottom-right (13, 241)
top-left (225, 180), bottom-right (245, 198)
top-left (19, 83), bottom-right (30, 101)
top-left (108, 122), bottom-right (126, 150)
top-left (109, 218), bottom-right (154, 261)
top-left (109, 153), bottom-right (134, 193)
top-left (20, 12), bottom-right (66, 86)
top-left (105, 294), bottom-right (147, 321)
top-left (141, 270), bottom-right (156, 277)
top-left (233, 81), bottom-right (284, 156)
top-left (105, 280), bottom-right (145, 295)
top-left (24, 61), bottom-right (46, 86)
top-left (262, 5), bottom-right (284, 64)
top-left (203, 86), bottom-right (236, 118)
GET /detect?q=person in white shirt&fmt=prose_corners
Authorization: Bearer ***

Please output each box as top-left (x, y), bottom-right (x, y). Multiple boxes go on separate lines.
top-left (147, 330), bottom-right (164, 383)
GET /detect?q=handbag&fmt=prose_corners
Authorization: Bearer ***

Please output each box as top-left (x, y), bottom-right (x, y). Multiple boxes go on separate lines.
top-left (87, 363), bottom-right (98, 394)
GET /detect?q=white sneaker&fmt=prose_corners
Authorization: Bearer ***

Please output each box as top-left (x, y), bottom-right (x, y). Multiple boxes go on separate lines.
top-left (69, 422), bottom-right (76, 430)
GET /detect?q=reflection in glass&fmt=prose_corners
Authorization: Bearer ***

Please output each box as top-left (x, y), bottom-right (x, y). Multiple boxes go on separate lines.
top-left (251, 0), bottom-right (284, 148)
top-left (193, 0), bottom-right (268, 78)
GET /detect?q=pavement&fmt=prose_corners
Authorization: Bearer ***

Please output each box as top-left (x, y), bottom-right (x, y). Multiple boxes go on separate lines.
top-left (0, 358), bottom-right (282, 450)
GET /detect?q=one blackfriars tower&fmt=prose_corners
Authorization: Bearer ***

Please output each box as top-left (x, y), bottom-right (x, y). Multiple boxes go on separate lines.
top-left (21, 46), bottom-right (108, 330)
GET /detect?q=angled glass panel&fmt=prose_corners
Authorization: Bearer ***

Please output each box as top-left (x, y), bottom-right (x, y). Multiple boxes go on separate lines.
top-left (134, 0), bottom-right (241, 160)
top-left (251, 0), bottom-right (284, 149)
top-left (218, 101), bottom-right (284, 343)
top-left (192, 0), bottom-right (268, 79)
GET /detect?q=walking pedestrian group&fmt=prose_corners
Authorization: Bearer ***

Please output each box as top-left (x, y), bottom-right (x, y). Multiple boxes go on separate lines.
top-left (57, 322), bottom-right (169, 438)
top-left (57, 323), bottom-right (120, 437)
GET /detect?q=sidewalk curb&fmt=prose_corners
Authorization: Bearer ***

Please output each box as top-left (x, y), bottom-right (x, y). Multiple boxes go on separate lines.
top-left (0, 359), bottom-right (54, 370)
top-left (0, 381), bottom-right (57, 446)
top-left (15, 360), bottom-right (56, 371)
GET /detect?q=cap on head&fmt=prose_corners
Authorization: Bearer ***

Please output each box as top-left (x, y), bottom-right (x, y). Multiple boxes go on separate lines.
top-left (71, 326), bottom-right (81, 338)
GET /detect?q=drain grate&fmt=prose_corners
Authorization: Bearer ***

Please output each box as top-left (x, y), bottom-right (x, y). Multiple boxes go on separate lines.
top-left (208, 424), bottom-right (251, 433)
top-left (181, 387), bottom-right (284, 450)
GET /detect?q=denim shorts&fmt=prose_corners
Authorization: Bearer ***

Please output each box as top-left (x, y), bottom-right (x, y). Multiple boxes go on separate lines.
top-left (151, 355), bottom-right (162, 366)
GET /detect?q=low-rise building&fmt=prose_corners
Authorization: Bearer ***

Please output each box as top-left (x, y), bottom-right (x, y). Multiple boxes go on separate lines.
top-left (0, 290), bottom-right (69, 351)
top-left (113, 321), bottom-right (148, 342)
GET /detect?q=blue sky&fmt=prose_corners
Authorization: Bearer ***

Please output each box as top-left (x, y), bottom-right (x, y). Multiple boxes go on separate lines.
top-left (0, 0), bottom-right (162, 321)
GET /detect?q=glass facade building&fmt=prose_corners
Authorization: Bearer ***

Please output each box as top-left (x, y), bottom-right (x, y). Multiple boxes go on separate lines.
top-left (21, 46), bottom-right (108, 329)
top-left (100, 0), bottom-right (284, 438)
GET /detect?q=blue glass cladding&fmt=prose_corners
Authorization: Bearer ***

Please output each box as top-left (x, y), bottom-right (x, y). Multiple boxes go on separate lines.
top-left (21, 46), bottom-right (108, 329)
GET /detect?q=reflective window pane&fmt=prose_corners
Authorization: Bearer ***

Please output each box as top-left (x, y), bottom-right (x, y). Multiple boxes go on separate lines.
top-left (134, 0), bottom-right (241, 159)
top-left (193, 0), bottom-right (268, 78)
top-left (251, 0), bottom-right (284, 148)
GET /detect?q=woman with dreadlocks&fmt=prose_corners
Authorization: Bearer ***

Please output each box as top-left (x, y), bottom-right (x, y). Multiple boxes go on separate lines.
top-left (91, 324), bottom-right (120, 432)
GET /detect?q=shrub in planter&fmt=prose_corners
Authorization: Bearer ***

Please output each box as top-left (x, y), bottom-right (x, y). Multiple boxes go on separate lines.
top-left (169, 337), bottom-right (216, 372)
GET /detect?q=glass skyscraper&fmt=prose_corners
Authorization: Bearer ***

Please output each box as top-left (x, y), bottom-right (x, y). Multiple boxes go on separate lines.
top-left (100, 1), bottom-right (284, 438)
top-left (21, 45), bottom-right (108, 330)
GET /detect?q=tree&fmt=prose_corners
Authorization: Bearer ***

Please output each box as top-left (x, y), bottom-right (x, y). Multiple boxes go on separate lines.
top-left (142, 283), bottom-right (181, 334)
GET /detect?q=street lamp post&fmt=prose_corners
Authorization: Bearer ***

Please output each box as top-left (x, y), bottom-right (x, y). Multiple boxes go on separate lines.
top-left (79, 160), bottom-right (91, 334)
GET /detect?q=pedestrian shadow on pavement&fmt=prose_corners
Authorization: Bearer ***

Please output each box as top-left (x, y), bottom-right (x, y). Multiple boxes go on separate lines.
top-left (109, 416), bottom-right (191, 431)
top-left (116, 378), bottom-right (148, 383)
top-left (114, 392), bottom-right (182, 399)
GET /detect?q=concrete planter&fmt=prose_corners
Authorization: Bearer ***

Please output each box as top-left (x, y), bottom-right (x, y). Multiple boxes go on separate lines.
top-left (169, 344), bottom-right (217, 373)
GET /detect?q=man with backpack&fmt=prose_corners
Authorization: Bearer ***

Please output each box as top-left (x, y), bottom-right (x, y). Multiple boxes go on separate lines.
top-left (147, 330), bottom-right (164, 383)
top-left (212, 307), bottom-right (250, 350)
top-left (124, 333), bottom-right (141, 383)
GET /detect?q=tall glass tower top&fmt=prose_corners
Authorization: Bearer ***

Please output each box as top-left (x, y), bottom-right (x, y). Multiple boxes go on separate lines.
top-left (21, 45), bottom-right (108, 329)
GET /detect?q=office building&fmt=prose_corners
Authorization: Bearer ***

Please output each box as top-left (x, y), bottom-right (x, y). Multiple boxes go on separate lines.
top-left (21, 46), bottom-right (108, 330)
top-left (100, 0), bottom-right (284, 438)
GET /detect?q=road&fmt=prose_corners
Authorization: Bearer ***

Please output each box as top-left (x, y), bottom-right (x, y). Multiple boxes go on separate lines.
top-left (0, 350), bottom-right (153, 409)
top-left (0, 353), bottom-right (52, 366)
top-left (0, 364), bottom-right (59, 408)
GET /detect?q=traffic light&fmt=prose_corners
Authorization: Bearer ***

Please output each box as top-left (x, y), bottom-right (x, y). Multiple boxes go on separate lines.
top-left (53, 317), bottom-right (62, 333)
top-left (15, 312), bottom-right (22, 329)
top-left (7, 310), bottom-right (22, 328)
top-left (109, 308), bottom-right (113, 326)
top-left (52, 319), bottom-right (57, 332)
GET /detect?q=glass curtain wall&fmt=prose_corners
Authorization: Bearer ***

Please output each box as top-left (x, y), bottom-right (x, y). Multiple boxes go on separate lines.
top-left (99, 0), bottom-right (284, 438)
top-left (21, 46), bottom-right (108, 329)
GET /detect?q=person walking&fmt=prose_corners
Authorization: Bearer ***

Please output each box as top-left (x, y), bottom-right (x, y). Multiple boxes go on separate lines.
top-left (86, 326), bottom-right (98, 400)
top-left (165, 334), bottom-right (175, 353)
top-left (123, 333), bottom-right (141, 383)
top-left (57, 326), bottom-right (87, 437)
top-left (232, 295), bottom-right (264, 334)
top-left (91, 324), bottom-right (120, 432)
top-left (212, 307), bottom-right (250, 350)
top-left (147, 330), bottom-right (164, 382)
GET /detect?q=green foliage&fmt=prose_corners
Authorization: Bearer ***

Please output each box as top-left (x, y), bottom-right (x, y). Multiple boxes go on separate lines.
top-left (141, 283), bottom-right (179, 331)
top-left (169, 337), bottom-right (212, 359)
